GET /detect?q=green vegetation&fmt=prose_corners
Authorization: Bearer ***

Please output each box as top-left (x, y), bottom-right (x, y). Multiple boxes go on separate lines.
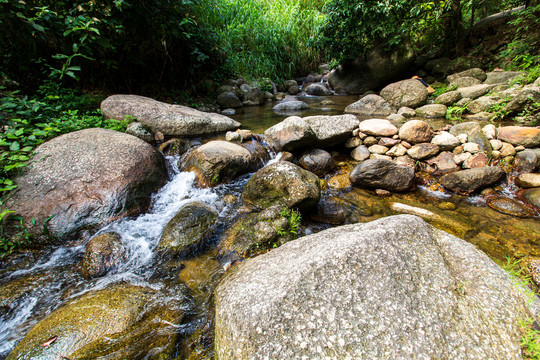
top-left (446, 102), bottom-right (470, 121)
top-left (503, 258), bottom-right (540, 359)
top-left (276, 208), bottom-right (302, 237)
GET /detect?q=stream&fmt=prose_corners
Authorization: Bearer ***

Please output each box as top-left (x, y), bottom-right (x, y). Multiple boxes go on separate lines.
top-left (1, 94), bottom-right (539, 359)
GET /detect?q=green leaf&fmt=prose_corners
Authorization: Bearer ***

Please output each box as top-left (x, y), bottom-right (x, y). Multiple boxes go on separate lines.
top-left (32, 23), bottom-right (45, 33)
top-left (9, 142), bottom-right (20, 151)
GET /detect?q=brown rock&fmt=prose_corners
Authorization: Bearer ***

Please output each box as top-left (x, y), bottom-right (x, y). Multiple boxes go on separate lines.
top-left (407, 143), bottom-right (440, 160)
top-left (463, 153), bottom-right (489, 168)
top-left (398, 120), bottom-right (433, 143)
top-left (497, 126), bottom-right (540, 148)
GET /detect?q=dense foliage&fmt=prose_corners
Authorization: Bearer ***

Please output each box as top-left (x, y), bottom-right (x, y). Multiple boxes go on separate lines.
top-left (316, 0), bottom-right (533, 64)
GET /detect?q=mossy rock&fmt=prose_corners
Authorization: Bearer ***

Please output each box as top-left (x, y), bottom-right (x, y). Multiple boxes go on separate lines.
top-left (158, 201), bottom-right (218, 255)
top-left (7, 283), bottom-right (193, 360)
top-left (242, 162), bottom-right (320, 210)
top-left (78, 232), bottom-right (125, 279)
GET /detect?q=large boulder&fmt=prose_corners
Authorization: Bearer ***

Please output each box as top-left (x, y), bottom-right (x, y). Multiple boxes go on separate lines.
top-left (344, 94), bottom-right (396, 117)
top-left (349, 159), bottom-right (415, 192)
top-left (242, 162), bottom-right (320, 210)
top-left (415, 104), bottom-right (448, 118)
top-left (304, 114), bottom-right (360, 147)
top-left (450, 76), bottom-right (483, 88)
top-left (447, 68), bottom-right (487, 83)
top-left (380, 79), bottom-right (429, 109)
top-left (181, 140), bottom-right (265, 186)
top-left (467, 96), bottom-right (497, 114)
top-left (264, 116), bottom-right (316, 152)
top-left (101, 95), bottom-right (240, 136)
top-left (215, 215), bottom-right (532, 360)
top-left (157, 201), bottom-right (218, 255)
top-left (435, 91), bottom-right (462, 106)
top-left (497, 126), bottom-right (540, 148)
top-left (515, 149), bottom-right (540, 173)
top-left (3, 129), bottom-right (166, 243)
top-left (328, 42), bottom-right (415, 94)
top-left (439, 167), bottom-right (505, 194)
top-left (7, 284), bottom-right (193, 360)
top-left (457, 84), bottom-right (493, 100)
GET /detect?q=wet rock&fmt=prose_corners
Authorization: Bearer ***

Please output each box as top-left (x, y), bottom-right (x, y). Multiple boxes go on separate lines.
top-left (463, 153), bottom-right (489, 168)
top-left (305, 83), bottom-right (332, 96)
top-left (125, 122), bottom-right (153, 143)
top-left (427, 152), bottom-right (460, 174)
top-left (79, 233), bottom-right (125, 279)
top-left (225, 131), bottom-right (243, 143)
top-left (102, 95), bottom-right (240, 136)
top-left (435, 91), bottom-right (462, 106)
top-left (447, 68), bottom-right (487, 83)
top-left (344, 94), bottom-right (397, 117)
top-left (486, 196), bottom-right (533, 218)
top-left (398, 120), bottom-right (432, 143)
top-left (2, 129), bottom-right (166, 243)
top-left (415, 104), bottom-right (447, 118)
top-left (457, 84), bottom-right (493, 100)
top-left (523, 188), bottom-right (540, 208)
top-left (158, 201), bottom-right (218, 255)
top-left (264, 116), bottom-right (316, 152)
top-left (467, 97), bottom-right (497, 114)
top-left (432, 131), bottom-right (460, 151)
top-left (272, 100), bottom-right (309, 112)
top-left (327, 174), bottom-right (351, 189)
top-left (358, 119), bottom-right (398, 137)
top-left (158, 138), bottom-right (190, 156)
top-left (242, 162), bottom-right (320, 210)
top-left (221, 108), bottom-right (236, 116)
top-left (484, 71), bottom-right (525, 85)
top-left (218, 206), bottom-right (291, 260)
top-left (440, 167), bottom-right (505, 194)
top-left (515, 149), bottom-right (540, 173)
top-left (304, 114), bottom-right (360, 147)
top-left (505, 88), bottom-right (540, 114)
top-left (215, 215), bottom-right (531, 360)
top-left (450, 76), bottom-right (482, 88)
top-left (349, 159), bottom-right (415, 192)
top-left (497, 126), bottom-right (540, 148)
top-left (7, 284), bottom-right (193, 360)
top-left (516, 173), bottom-right (540, 188)
top-left (351, 145), bottom-right (371, 162)
top-left (398, 107), bottom-right (416, 118)
top-left (181, 140), bottom-right (261, 186)
top-left (380, 79), bottom-right (429, 108)
top-left (407, 143), bottom-right (440, 160)
top-left (299, 149), bottom-right (335, 177)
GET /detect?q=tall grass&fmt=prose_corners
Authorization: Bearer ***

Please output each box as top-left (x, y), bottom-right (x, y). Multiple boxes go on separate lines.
top-left (196, 0), bottom-right (328, 82)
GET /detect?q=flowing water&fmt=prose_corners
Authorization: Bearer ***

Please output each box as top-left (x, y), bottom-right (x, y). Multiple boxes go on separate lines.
top-left (1, 95), bottom-right (540, 359)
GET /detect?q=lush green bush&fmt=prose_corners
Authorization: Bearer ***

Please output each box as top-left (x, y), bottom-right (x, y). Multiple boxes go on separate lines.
top-left (209, 0), bottom-right (328, 81)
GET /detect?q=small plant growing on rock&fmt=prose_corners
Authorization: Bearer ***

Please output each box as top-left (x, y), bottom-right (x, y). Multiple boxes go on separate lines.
top-left (276, 208), bottom-right (302, 236)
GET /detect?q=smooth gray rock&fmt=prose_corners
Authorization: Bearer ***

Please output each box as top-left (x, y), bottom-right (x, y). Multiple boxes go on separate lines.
top-left (351, 145), bottom-right (371, 162)
top-left (435, 91), bottom-right (462, 106)
top-left (101, 95), bottom-right (240, 136)
top-left (467, 96), bottom-right (497, 114)
top-left (450, 76), bottom-right (482, 88)
top-left (215, 215), bottom-right (531, 360)
top-left (432, 131), bottom-right (460, 151)
top-left (484, 71), bottom-right (525, 85)
top-left (344, 94), bottom-right (397, 117)
top-left (217, 91), bottom-right (243, 108)
top-left (458, 84), bottom-right (493, 100)
top-left (3, 129), bottom-right (166, 243)
top-left (349, 159), bottom-right (415, 192)
top-left (304, 114), bottom-right (360, 147)
top-left (272, 100), bottom-right (309, 112)
top-left (440, 167), bottom-right (505, 194)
